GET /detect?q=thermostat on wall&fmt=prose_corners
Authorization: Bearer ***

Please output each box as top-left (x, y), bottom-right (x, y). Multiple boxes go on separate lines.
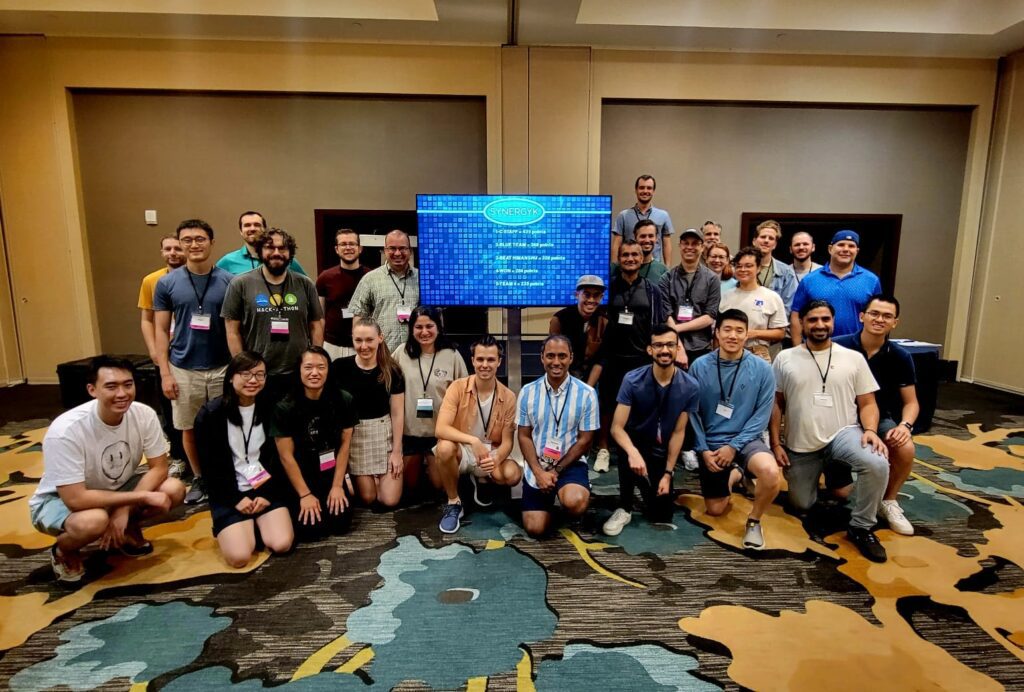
top-left (145, 210), bottom-right (158, 225)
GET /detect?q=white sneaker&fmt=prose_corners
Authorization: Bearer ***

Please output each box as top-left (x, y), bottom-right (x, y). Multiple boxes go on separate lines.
top-left (879, 500), bottom-right (914, 536)
top-left (682, 450), bottom-right (699, 471)
top-left (168, 458), bottom-right (187, 479)
top-left (743, 519), bottom-right (765, 550)
top-left (593, 448), bottom-right (611, 473)
top-left (602, 508), bottom-right (632, 536)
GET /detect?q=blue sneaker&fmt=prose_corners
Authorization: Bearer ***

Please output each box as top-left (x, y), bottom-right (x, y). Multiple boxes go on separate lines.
top-left (439, 502), bottom-right (464, 534)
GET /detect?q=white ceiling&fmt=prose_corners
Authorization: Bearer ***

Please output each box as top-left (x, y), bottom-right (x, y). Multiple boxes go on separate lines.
top-left (2, 0), bottom-right (1024, 58)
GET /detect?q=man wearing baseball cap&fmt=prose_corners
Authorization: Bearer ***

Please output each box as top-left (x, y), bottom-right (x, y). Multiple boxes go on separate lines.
top-left (549, 274), bottom-right (608, 385)
top-left (790, 230), bottom-right (881, 342)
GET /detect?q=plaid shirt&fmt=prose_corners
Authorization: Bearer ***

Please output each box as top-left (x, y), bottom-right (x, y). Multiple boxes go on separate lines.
top-left (349, 265), bottom-right (420, 351)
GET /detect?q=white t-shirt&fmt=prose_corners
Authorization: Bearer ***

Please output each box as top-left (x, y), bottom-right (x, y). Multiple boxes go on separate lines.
top-left (720, 285), bottom-right (787, 347)
top-left (470, 391), bottom-right (495, 443)
top-left (773, 343), bottom-right (878, 453)
top-left (228, 404), bottom-right (266, 492)
top-left (31, 400), bottom-right (168, 506)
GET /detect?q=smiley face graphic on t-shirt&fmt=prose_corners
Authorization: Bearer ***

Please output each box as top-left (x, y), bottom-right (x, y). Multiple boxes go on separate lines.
top-left (99, 440), bottom-right (132, 483)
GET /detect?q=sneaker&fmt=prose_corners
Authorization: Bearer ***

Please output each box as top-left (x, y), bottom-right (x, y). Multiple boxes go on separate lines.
top-left (168, 457), bottom-right (187, 479)
top-left (878, 500), bottom-right (914, 536)
top-left (119, 527), bottom-right (154, 557)
top-left (847, 526), bottom-right (887, 563)
top-left (682, 450), bottom-right (699, 472)
top-left (470, 475), bottom-right (493, 507)
top-left (184, 476), bottom-right (207, 505)
top-left (439, 502), bottom-right (464, 534)
top-left (593, 448), bottom-right (611, 473)
top-left (50, 545), bottom-right (84, 583)
top-left (602, 508), bottom-right (632, 536)
top-left (743, 519), bottom-right (765, 550)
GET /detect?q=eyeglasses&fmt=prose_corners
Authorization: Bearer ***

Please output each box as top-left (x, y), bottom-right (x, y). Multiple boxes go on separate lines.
top-left (237, 371), bottom-right (267, 382)
top-left (651, 341), bottom-right (677, 351)
top-left (178, 237), bottom-right (209, 246)
top-left (385, 246), bottom-right (410, 254)
top-left (865, 310), bottom-right (897, 321)
top-left (336, 242), bottom-right (359, 248)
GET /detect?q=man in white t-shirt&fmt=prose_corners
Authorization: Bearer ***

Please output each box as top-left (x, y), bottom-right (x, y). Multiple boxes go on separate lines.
top-left (769, 300), bottom-right (890, 563)
top-left (29, 356), bottom-right (186, 582)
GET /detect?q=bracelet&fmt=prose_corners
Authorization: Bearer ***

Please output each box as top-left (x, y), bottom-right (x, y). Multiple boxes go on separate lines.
top-left (901, 421), bottom-right (914, 430)
top-left (300, 492), bottom-right (312, 499)
top-left (663, 469), bottom-right (674, 477)
top-left (864, 429), bottom-right (877, 435)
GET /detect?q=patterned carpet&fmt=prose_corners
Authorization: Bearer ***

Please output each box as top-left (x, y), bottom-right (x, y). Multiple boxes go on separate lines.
top-left (0, 386), bottom-right (1023, 691)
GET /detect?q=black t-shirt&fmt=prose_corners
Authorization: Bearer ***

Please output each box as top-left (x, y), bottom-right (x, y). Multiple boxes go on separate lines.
top-left (834, 333), bottom-right (917, 421)
top-left (604, 276), bottom-right (654, 361)
top-left (552, 305), bottom-right (605, 379)
top-left (331, 356), bottom-right (406, 420)
top-left (270, 390), bottom-right (358, 483)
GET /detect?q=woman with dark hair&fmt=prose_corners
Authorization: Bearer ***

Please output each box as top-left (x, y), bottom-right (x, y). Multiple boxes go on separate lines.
top-left (393, 306), bottom-right (467, 492)
top-left (331, 317), bottom-right (405, 508)
top-left (271, 346), bottom-right (358, 541)
top-left (194, 351), bottom-right (293, 568)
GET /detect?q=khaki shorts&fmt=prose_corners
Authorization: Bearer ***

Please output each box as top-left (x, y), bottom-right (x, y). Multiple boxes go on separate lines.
top-left (434, 441), bottom-right (524, 478)
top-left (170, 363), bottom-right (227, 430)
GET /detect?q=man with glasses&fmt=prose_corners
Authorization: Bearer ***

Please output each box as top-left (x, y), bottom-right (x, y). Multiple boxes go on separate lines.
top-left (153, 219), bottom-right (233, 504)
top-left (222, 228), bottom-right (324, 401)
top-left (216, 210), bottom-right (307, 276)
top-left (317, 229), bottom-right (370, 360)
top-left (602, 325), bottom-right (698, 536)
top-left (349, 230), bottom-right (420, 352)
top-left (835, 294), bottom-right (919, 536)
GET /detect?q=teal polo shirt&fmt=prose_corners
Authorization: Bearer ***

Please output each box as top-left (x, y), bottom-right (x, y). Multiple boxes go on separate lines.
top-left (215, 246), bottom-right (306, 276)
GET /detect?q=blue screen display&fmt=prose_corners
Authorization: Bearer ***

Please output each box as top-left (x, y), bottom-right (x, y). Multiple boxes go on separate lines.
top-left (417, 194), bottom-right (611, 307)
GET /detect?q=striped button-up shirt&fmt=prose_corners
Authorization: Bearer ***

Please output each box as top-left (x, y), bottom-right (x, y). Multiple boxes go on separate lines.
top-left (516, 375), bottom-right (599, 488)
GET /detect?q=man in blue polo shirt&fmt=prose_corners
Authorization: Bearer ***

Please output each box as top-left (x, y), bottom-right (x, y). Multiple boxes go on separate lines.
top-left (611, 175), bottom-right (675, 265)
top-left (517, 335), bottom-right (600, 537)
top-left (790, 230), bottom-right (881, 342)
top-left (216, 210), bottom-right (306, 276)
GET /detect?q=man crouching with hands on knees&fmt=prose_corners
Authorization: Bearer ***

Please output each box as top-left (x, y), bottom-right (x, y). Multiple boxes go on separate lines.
top-left (517, 335), bottom-right (599, 537)
top-left (29, 356), bottom-right (186, 582)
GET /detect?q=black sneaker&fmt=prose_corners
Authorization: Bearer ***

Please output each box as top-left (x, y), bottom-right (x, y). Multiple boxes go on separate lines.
top-left (847, 527), bottom-right (887, 563)
top-left (184, 476), bottom-right (207, 505)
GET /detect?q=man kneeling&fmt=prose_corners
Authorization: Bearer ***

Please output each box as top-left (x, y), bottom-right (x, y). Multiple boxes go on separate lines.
top-left (433, 335), bottom-right (522, 534)
top-left (689, 310), bottom-right (781, 550)
top-left (29, 356), bottom-right (186, 582)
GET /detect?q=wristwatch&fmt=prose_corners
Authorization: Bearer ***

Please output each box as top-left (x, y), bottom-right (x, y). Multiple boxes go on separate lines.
top-left (663, 469), bottom-right (674, 477)
top-left (901, 421), bottom-right (914, 431)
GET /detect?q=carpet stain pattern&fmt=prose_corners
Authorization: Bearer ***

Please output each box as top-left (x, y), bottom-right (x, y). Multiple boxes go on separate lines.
top-left (1, 417), bottom-right (1024, 689)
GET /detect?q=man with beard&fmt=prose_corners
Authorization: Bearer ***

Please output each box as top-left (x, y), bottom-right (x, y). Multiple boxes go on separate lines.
top-left (317, 228), bottom-right (370, 360)
top-left (349, 229), bottom-right (420, 352)
top-left (216, 211), bottom-right (306, 275)
top-left (613, 220), bottom-right (667, 283)
top-left (601, 325), bottom-right (698, 536)
top-left (791, 230), bottom-right (882, 342)
top-left (789, 231), bottom-right (822, 283)
top-left (611, 175), bottom-right (674, 265)
top-left (549, 274), bottom-right (608, 384)
top-left (771, 300), bottom-right (890, 562)
top-left (222, 228), bottom-right (324, 401)
top-left (752, 220), bottom-right (797, 314)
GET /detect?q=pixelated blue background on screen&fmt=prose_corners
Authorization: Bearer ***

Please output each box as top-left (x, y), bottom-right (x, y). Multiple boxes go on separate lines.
top-left (416, 194), bottom-right (611, 306)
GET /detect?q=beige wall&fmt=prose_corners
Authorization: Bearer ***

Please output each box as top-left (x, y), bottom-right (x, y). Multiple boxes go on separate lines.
top-left (600, 102), bottom-right (972, 345)
top-left (74, 91), bottom-right (487, 354)
top-left (964, 53), bottom-right (1024, 393)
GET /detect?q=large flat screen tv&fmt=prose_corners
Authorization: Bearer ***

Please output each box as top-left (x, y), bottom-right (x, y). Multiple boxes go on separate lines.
top-left (416, 194), bottom-right (611, 307)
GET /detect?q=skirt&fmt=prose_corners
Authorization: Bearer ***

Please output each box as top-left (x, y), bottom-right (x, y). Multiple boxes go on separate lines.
top-left (349, 414), bottom-right (393, 476)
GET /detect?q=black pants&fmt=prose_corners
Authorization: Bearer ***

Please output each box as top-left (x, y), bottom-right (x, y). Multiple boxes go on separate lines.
top-left (292, 473), bottom-right (354, 542)
top-left (617, 443), bottom-right (674, 523)
top-left (158, 393), bottom-right (186, 461)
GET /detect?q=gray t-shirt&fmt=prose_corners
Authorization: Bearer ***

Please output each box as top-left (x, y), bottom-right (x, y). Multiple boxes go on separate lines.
top-left (221, 269), bottom-right (324, 376)
top-left (613, 206), bottom-right (674, 263)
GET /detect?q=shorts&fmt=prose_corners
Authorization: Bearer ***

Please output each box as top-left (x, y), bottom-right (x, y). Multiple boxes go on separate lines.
top-left (521, 460), bottom-right (591, 512)
top-left (210, 490), bottom-right (290, 537)
top-left (29, 473), bottom-right (144, 536)
top-left (697, 439), bottom-right (773, 499)
top-left (402, 434), bottom-right (437, 457)
top-left (170, 363), bottom-right (227, 430)
top-left (824, 418), bottom-right (899, 489)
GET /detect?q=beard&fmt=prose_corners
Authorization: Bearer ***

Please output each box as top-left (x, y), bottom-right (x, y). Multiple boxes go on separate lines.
top-left (263, 259), bottom-right (288, 277)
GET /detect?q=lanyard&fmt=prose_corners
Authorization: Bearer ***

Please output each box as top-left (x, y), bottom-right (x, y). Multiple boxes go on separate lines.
top-left (185, 268), bottom-right (213, 315)
top-left (261, 270), bottom-right (290, 317)
top-left (545, 382), bottom-right (571, 435)
top-left (633, 205), bottom-right (652, 225)
top-left (675, 268), bottom-right (697, 306)
top-left (245, 249), bottom-right (259, 270)
top-left (650, 367), bottom-right (672, 443)
top-left (716, 352), bottom-right (745, 403)
top-left (809, 345), bottom-right (833, 393)
top-left (240, 412), bottom-right (257, 460)
top-left (474, 382), bottom-right (495, 436)
top-left (620, 279), bottom-right (642, 313)
top-left (418, 351), bottom-right (437, 390)
top-left (757, 261), bottom-right (774, 288)
top-left (388, 269), bottom-right (409, 303)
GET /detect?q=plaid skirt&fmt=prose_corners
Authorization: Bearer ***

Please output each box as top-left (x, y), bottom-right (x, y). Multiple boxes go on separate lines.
top-left (349, 414), bottom-right (393, 476)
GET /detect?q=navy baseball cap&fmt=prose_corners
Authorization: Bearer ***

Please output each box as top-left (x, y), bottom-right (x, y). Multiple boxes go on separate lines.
top-left (830, 230), bottom-right (860, 246)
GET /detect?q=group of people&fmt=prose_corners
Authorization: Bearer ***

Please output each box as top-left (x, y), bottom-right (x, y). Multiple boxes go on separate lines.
top-left (30, 191), bottom-right (921, 583)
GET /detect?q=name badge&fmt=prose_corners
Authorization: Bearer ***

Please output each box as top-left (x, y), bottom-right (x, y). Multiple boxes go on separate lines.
top-left (676, 305), bottom-right (694, 322)
top-left (244, 462), bottom-right (270, 489)
top-left (542, 439), bottom-right (562, 468)
top-left (319, 450), bottom-right (336, 472)
top-left (618, 311), bottom-right (635, 326)
top-left (715, 402), bottom-right (734, 419)
top-left (813, 393), bottom-right (834, 408)
top-left (270, 319), bottom-right (289, 335)
top-left (341, 308), bottom-right (354, 319)
top-left (416, 397), bottom-right (433, 418)
top-left (189, 313), bottom-right (212, 331)
top-left (397, 306), bottom-right (412, 323)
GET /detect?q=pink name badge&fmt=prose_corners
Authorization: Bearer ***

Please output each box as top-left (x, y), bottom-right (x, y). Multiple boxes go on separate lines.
top-left (542, 439), bottom-right (563, 467)
top-left (190, 314), bottom-right (212, 331)
top-left (396, 306), bottom-right (412, 323)
top-left (270, 319), bottom-right (289, 335)
top-left (676, 305), bottom-right (694, 322)
top-left (245, 463), bottom-right (270, 489)
top-left (319, 451), bottom-right (336, 472)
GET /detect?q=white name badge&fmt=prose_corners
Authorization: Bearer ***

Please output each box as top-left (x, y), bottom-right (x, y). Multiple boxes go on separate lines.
top-left (189, 313), bottom-right (212, 331)
top-left (319, 450), bottom-right (336, 472)
top-left (542, 439), bottom-right (563, 467)
top-left (416, 397), bottom-right (433, 419)
top-left (715, 402), bottom-right (734, 419)
top-left (397, 306), bottom-right (412, 323)
top-left (341, 308), bottom-right (354, 319)
top-left (618, 311), bottom-right (635, 325)
top-left (270, 319), bottom-right (289, 335)
top-left (676, 305), bottom-right (694, 322)
top-left (244, 462), bottom-right (271, 489)
top-left (813, 393), bottom-right (835, 408)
